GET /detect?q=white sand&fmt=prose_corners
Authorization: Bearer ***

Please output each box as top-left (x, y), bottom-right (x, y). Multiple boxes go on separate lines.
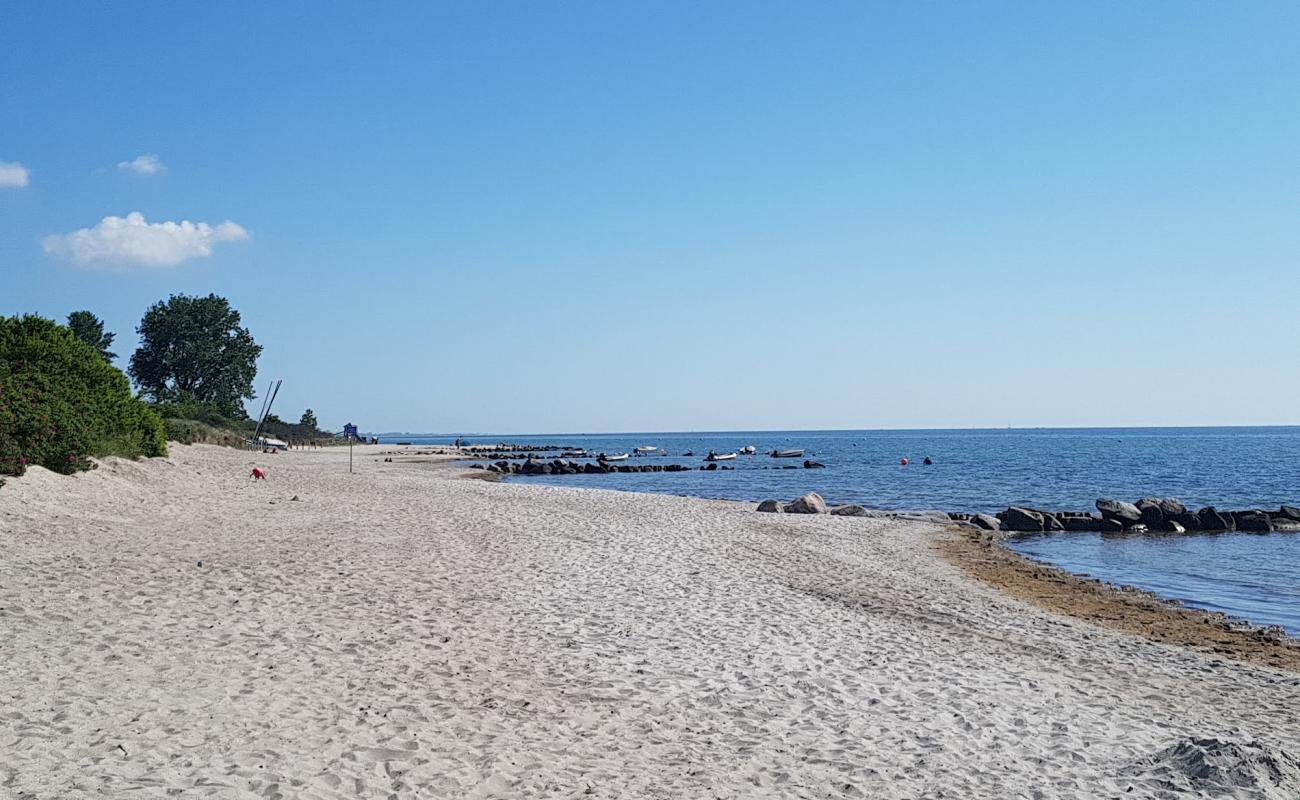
top-left (2, 443), bottom-right (1299, 799)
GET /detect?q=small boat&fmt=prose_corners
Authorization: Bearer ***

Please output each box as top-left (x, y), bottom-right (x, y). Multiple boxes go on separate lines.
top-left (634, 446), bottom-right (659, 453)
top-left (561, 450), bottom-right (588, 458)
top-left (739, 445), bottom-right (756, 454)
top-left (682, 451), bottom-right (694, 457)
top-left (770, 449), bottom-right (804, 458)
top-left (706, 451), bottom-right (737, 462)
top-left (599, 453), bottom-right (629, 462)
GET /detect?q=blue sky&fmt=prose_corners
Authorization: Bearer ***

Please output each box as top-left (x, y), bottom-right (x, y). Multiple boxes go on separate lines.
top-left (4, 3), bottom-right (1299, 433)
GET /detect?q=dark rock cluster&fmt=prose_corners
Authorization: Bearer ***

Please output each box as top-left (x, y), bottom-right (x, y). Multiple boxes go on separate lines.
top-left (471, 458), bottom-right (700, 476)
top-left (986, 498), bottom-right (1300, 534)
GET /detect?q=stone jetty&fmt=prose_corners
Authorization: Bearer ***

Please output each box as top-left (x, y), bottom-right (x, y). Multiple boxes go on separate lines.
top-left (752, 493), bottom-right (1300, 536)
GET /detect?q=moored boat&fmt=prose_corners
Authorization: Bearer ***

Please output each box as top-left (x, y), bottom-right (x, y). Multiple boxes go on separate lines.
top-left (770, 449), bottom-right (804, 458)
top-left (634, 446), bottom-right (659, 453)
top-left (599, 452), bottom-right (630, 462)
top-left (739, 445), bottom-right (756, 454)
top-left (706, 451), bottom-right (737, 462)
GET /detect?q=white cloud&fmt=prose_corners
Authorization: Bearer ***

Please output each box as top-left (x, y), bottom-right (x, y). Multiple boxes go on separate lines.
top-left (117, 153), bottom-right (166, 175)
top-left (42, 211), bottom-right (250, 269)
top-left (0, 161), bottom-right (30, 188)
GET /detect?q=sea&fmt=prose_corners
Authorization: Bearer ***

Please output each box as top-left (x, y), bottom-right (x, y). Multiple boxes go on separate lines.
top-left (382, 427), bottom-right (1300, 635)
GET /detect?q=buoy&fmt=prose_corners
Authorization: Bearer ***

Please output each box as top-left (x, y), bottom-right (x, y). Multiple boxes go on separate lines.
top-left (899, 457), bottom-right (909, 466)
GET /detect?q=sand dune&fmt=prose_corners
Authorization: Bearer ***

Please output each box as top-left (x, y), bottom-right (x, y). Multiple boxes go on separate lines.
top-left (2, 444), bottom-right (1299, 798)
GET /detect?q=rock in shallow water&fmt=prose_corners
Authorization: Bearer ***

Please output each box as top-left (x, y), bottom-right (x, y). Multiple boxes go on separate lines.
top-left (1097, 498), bottom-right (1142, 524)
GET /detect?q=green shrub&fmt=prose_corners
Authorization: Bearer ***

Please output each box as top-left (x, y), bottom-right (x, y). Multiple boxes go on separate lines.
top-left (0, 315), bottom-right (168, 478)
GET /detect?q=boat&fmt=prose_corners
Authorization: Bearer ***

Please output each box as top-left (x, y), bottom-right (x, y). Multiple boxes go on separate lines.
top-left (561, 450), bottom-right (588, 458)
top-left (706, 451), bottom-right (737, 462)
top-left (770, 449), bottom-right (804, 458)
top-left (599, 453), bottom-right (629, 462)
top-left (739, 445), bottom-right (756, 454)
top-left (634, 446), bottom-right (659, 453)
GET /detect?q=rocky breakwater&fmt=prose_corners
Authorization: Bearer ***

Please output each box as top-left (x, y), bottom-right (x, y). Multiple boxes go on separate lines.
top-left (471, 458), bottom-right (699, 476)
top-left (978, 498), bottom-right (1300, 535)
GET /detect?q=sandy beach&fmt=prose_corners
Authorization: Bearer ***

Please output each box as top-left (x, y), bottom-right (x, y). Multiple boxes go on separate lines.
top-left (4, 444), bottom-right (1300, 799)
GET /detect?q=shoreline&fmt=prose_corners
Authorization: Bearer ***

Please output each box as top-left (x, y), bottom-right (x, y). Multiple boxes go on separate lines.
top-left (5, 443), bottom-right (1300, 797)
top-left (447, 447), bottom-right (1300, 657)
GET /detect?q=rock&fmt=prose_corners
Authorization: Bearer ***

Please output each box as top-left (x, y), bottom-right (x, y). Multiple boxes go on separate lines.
top-left (1273, 519), bottom-right (1300, 533)
top-left (1101, 517), bottom-right (1126, 533)
top-left (1096, 498), bottom-right (1141, 525)
top-left (971, 513), bottom-right (1002, 531)
top-left (1235, 511), bottom-right (1274, 533)
top-left (1137, 500), bottom-right (1166, 528)
top-left (1138, 497), bottom-right (1187, 517)
top-left (803, 460), bottom-right (826, 469)
top-left (1198, 506), bottom-right (1233, 531)
top-left (1000, 506), bottom-right (1046, 532)
top-left (290, 495), bottom-right (299, 501)
top-left (1166, 520), bottom-right (1186, 534)
top-left (829, 504), bottom-right (870, 517)
top-left (756, 499), bottom-right (783, 513)
top-left (1279, 505), bottom-right (1300, 522)
top-left (703, 463), bottom-right (718, 471)
top-left (1060, 513), bottom-right (1101, 532)
top-left (1041, 512), bottom-right (1064, 532)
top-left (785, 492), bottom-right (828, 514)
top-left (1171, 511), bottom-right (1202, 532)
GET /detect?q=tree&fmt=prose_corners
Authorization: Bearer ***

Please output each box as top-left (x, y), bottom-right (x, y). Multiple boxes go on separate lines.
top-left (129, 294), bottom-right (262, 419)
top-left (299, 409), bottom-right (318, 429)
top-left (66, 310), bottom-right (116, 362)
top-left (1, 315), bottom-right (166, 477)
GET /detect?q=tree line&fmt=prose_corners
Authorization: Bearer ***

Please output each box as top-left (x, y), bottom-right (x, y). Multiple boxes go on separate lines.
top-left (2, 294), bottom-right (328, 481)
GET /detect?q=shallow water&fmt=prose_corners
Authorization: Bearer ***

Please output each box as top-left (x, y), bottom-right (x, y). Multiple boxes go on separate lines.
top-left (1008, 530), bottom-right (1300, 635)
top-left (393, 427), bottom-right (1300, 513)
top-left (389, 426), bottom-right (1300, 635)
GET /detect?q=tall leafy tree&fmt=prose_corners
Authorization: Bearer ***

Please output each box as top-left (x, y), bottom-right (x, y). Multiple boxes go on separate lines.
top-left (299, 409), bottom-right (318, 429)
top-left (129, 294), bottom-right (262, 418)
top-left (66, 310), bottom-right (116, 362)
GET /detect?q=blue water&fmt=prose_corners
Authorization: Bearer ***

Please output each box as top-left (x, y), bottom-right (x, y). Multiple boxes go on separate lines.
top-left (387, 427), bottom-right (1300, 635)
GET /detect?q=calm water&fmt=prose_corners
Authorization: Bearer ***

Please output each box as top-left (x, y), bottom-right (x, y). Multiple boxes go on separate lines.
top-left (386, 427), bottom-right (1300, 634)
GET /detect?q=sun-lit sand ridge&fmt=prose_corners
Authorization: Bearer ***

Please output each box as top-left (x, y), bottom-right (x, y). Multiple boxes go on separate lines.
top-left (3, 443), bottom-right (1300, 799)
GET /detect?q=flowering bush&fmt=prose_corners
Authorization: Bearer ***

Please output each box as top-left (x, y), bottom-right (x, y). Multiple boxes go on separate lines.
top-left (0, 315), bottom-right (167, 478)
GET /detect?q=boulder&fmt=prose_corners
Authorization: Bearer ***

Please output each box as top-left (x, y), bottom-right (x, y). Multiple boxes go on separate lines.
top-left (1235, 511), bottom-right (1274, 532)
top-left (756, 499), bottom-right (784, 513)
top-left (1273, 519), bottom-right (1300, 533)
top-left (785, 492), bottom-right (828, 514)
top-left (1000, 506), bottom-right (1046, 533)
top-left (1138, 497), bottom-right (1187, 517)
top-left (1279, 505), bottom-right (1300, 522)
top-left (1060, 513), bottom-right (1102, 532)
top-left (1171, 512), bottom-right (1202, 532)
top-left (1137, 500), bottom-right (1166, 528)
top-left (1041, 512), bottom-right (1065, 532)
top-left (803, 460), bottom-right (826, 469)
top-left (1096, 499), bottom-right (1141, 525)
top-left (1100, 517), bottom-right (1126, 533)
top-left (1165, 520), bottom-right (1186, 534)
top-left (1198, 506), bottom-right (1233, 531)
top-left (971, 513), bottom-right (1002, 531)
top-left (829, 504), bottom-right (870, 517)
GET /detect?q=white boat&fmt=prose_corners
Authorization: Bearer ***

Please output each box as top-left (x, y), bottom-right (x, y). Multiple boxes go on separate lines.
top-left (634, 446), bottom-right (659, 453)
top-left (770, 449), bottom-right (804, 458)
top-left (739, 445), bottom-right (756, 454)
top-left (706, 451), bottom-right (737, 462)
top-left (600, 453), bottom-right (630, 462)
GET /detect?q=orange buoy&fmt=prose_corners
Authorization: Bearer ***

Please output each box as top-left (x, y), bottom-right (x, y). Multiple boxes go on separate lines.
top-left (899, 457), bottom-right (909, 466)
